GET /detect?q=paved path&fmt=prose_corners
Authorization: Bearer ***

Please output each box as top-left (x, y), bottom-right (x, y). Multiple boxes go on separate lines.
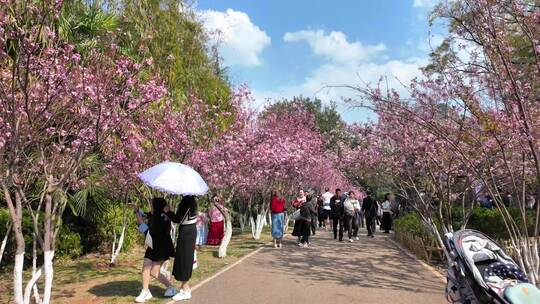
top-left (188, 228), bottom-right (446, 304)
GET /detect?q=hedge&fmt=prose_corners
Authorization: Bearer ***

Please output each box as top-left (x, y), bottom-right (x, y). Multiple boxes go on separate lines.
top-left (0, 205), bottom-right (139, 270)
top-left (394, 207), bottom-right (538, 243)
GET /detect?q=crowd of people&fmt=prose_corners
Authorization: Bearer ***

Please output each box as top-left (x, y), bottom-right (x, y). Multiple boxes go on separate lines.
top-left (270, 187), bottom-right (400, 248)
top-left (129, 188), bottom-right (400, 303)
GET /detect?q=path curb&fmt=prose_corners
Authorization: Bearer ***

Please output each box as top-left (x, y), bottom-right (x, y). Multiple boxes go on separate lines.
top-left (386, 237), bottom-right (446, 282)
top-left (192, 245), bottom-right (266, 292)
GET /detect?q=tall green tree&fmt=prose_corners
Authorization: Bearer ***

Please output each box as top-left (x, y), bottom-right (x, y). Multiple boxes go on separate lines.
top-left (112, 0), bottom-right (232, 111)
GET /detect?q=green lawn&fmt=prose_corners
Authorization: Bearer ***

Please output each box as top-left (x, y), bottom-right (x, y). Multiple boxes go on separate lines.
top-left (0, 228), bottom-right (272, 303)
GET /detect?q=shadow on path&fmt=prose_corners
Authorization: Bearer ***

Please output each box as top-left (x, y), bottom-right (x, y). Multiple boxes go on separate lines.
top-left (187, 228), bottom-right (446, 304)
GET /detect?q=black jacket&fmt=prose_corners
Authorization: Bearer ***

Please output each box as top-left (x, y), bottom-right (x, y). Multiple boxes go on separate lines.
top-left (299, 200), bottom-right (317, 221)
top-left (362, 196), bottom-right (378, 218)
top-left (330, 195), bottom-right (344, 218)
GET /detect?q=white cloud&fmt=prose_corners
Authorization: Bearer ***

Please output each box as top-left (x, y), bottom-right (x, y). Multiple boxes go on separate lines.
top-left (200, 9), bottom-right (271, 67)
top-left (253, 57), bottom-right (427, 123)
top-left (257, 28), bottom-right (428, 122)
top-left (283, 30), bottom-right (387, 63)
top-left (413, 0), bottom-right (439, 8)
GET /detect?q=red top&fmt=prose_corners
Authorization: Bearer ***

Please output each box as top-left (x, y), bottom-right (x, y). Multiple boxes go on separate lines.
top-left (270, 196), bottom-right (286, 214)
top-left (291, 197), bottom-right (306, 209)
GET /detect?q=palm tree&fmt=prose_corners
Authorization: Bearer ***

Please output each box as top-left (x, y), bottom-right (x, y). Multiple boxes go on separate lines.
top-left (57, 0), bottom-right (120, 56)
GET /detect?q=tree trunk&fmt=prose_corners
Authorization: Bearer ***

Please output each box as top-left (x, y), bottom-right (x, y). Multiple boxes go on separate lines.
top-left (42, 190), bottom-right (54, 304)
top-left (110, 205), bottom-right (127, 266)
top-left (218, 212), bottom-right (232, 258)
top-left (215, 193), bottom-right (233, 258)
top-left (42, 250), bottom-right (54, 304)
top-left (283, 213), bottom-right (290, 234)
top-left (12, 203), bottom-right (25, 304)
top-left (23, 238), bottom-right (42, 304)
top-left (0, 221), bottom-right (11, 265)
top-left (25, 236), bottom-right (42, 304)
top-left (13, 247), bottom-right (24, 304)
top-left (110, 224), bottom-right (126, 265)
top-left (266, 212), bottom-right (271, 227)
top-left (253, 210), bottom-right (267, 240)
top-left (249, 215), bottom-right (255, 238)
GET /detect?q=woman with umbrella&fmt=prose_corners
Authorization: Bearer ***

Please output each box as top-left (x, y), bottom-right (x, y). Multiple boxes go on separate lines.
top-left (165, 195), bottom-right (198, 301)
top-left (138, 162), bottom-right (210, 302)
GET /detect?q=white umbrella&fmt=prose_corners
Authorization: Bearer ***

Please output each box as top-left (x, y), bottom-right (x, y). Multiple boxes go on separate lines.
top-left (138, 161), bottom-right (209, 196)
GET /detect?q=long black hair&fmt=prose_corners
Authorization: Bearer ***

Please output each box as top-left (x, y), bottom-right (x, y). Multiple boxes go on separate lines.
top-left (150, 197), bottom-right (168, 228)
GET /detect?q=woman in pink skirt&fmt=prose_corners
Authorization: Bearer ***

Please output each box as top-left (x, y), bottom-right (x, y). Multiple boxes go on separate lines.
top-left (207, 195), bottom-right (225, 246)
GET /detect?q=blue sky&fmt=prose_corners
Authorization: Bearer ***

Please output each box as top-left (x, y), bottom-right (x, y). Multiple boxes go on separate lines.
top-left (196, 0), bottom-right (445, 122)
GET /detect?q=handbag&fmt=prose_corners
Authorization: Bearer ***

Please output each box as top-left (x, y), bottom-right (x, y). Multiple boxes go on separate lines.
top-left (138, 222), bottom-right (153, 249)
top-left (144, 231), bottom-right (153, 249)
top-left (292, 209), bottom-right (301, 220)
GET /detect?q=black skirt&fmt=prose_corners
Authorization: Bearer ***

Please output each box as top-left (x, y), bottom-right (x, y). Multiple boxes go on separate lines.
top-left (381, 212), bottom-right (393, 231)
top-left (144, 236), bottom-right (175, 262)
top-left (292, 220), bottom-right (303, 237)
top-left (143, 226), bottom-right (175, 262)
top-left (172, 224), bottom-right (197, 281)
top-left (301, 220), bottom-right (312, 237)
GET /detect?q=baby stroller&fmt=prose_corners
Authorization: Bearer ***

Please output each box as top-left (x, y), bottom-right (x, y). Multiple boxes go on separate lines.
top-left (444, 229), bottom-right (540, 304)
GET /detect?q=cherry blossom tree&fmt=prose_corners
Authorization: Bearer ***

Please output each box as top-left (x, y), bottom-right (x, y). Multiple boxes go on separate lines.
top-left (345, 0), bottom-right (540, 283)
top-left (0, 2), bottom-right (166, 302)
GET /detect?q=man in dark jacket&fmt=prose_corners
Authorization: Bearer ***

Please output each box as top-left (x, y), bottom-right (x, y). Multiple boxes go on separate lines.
top-left (330, 188), bottom-right (344, 241)
top-left (362, 190), bottom-right (378, 237)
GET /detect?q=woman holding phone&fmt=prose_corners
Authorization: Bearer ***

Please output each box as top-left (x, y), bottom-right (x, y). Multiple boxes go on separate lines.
top-left (131, 198), bottom-right (177, 303)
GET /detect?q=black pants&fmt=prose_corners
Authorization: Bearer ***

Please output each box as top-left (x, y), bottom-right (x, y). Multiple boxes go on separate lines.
top-left (366, 216), bottom-right (376, 236)
top-left (301, 220), bottom-right (311, 244)
top-left (357, 212), bottom-right (365, 228)
top-left (344, 215), bottom-right (357, 239)
top-left (332, 216), bottom-right (343, 241)
top-left (352, 214), bottom-right (359, 237)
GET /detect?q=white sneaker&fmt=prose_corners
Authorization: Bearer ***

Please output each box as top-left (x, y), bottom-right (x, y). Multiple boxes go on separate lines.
top-left (355, 237), bottom-right (360, 241)
top-left (135, 289), bottom-right (153, 303)
top-left (349, 239), bottom-right (354, 243)
top-left (173, 289), bottom-right (192, 301)
top-left (164, 286), bottom-right (178, 297)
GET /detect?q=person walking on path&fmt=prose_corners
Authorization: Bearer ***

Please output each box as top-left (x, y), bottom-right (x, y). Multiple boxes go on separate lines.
top-left (270, 189), bottom-right (286, 248)
top-left (321, 188), bottom-right (333, 230)
top-left (380, 193), bottom-right (394, 233)
top-left (165, 195), bottom-right (198, 301)
top-left (362, 190), bottom-right (378, 238)
top-left (310, 194), bottom-right (318, 235)
top-left (207, 196), bottom-right (226, 245)
top-left (131, 198), bottom-right (177, 303)
top-left (298, 194), bottom-right (318, 247)
top-left (291, 189), bottom-right (307, 243)
top-left (330, 188), bottom-right (344, 241)
top-left (344, 191), bottom-right (360, 242)
top-left (316, 194), bottom-right (324, 228)
top-left (343, 193), bottom-right (355, 243)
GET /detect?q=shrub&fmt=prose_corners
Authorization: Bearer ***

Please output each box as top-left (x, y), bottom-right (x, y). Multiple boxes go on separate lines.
top-left (92, 204), bottom-right (139, 253)
top-left (55, 226), bottom-right (83, 259)
top-left (394, 212), bottom-right (434, 241)
top-left (0, 208), bottom-right (84, 269)
top-left (396, 207), bottom-right (538, 242)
